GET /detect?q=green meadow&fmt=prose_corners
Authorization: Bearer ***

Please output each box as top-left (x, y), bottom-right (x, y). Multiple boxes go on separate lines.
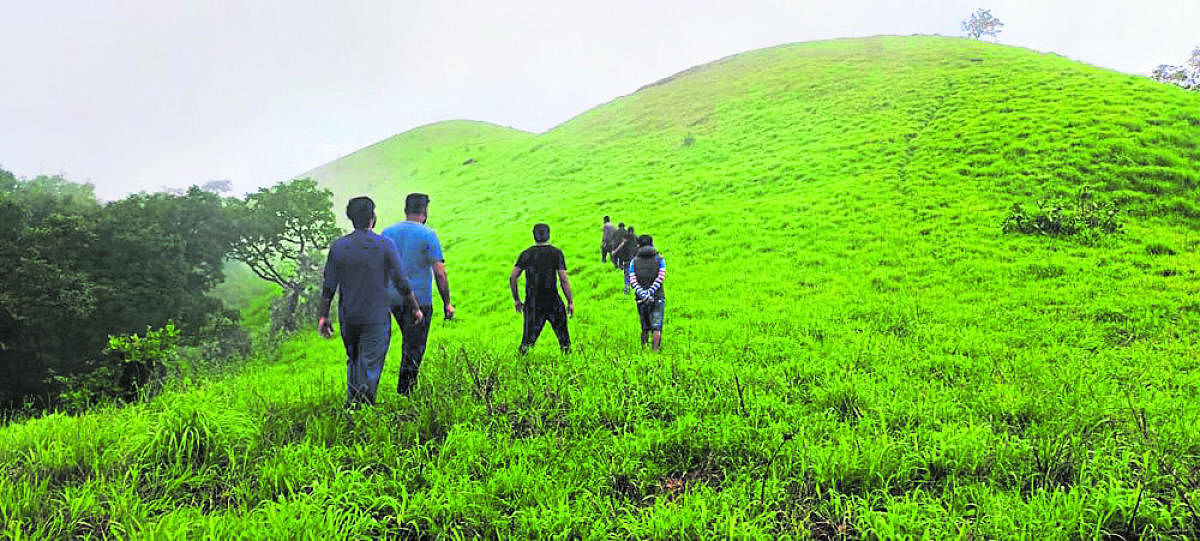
top-left (4, 36), bottom-right (1200, 538)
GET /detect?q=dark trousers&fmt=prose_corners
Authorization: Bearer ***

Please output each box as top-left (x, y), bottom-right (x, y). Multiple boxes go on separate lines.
top-left (340, 323), bottom-right (391, 406)
top-left (601, 244), bottom-right (609, 263)
top-left (391, 304), bottom-right (433, 394)
top-left (521, 297), bottom-right (570, 352)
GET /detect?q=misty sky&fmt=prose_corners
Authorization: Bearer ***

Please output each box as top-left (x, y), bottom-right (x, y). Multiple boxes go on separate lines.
top-left (2, 0), bottom-right (1197, 201)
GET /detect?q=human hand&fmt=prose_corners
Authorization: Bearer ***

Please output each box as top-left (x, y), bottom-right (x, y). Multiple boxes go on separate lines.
top-left (413, 308), bottom-right (424, 324)
top-left (318, 317), bottom-right (333, 338)
top-left (567, 302), bottom-right (574, 317)
top-left (514, 300), bottom-right (524, 313)
top-left (444, 303), bottom-right (455, 321)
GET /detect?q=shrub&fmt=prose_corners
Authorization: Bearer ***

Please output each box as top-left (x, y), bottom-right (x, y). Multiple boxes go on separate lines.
top-left (1002, 186), bottom-right (1122, 242)
top-left (53, 324), bottom-right (181, 412)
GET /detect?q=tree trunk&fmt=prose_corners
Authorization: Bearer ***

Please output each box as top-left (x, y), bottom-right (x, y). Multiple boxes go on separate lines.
top-left (282, 282), bottom-right (302, 332)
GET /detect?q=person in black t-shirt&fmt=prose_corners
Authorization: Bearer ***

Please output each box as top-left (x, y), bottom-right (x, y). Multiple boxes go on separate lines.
top-left (509, 223), bottom-right (574, 354)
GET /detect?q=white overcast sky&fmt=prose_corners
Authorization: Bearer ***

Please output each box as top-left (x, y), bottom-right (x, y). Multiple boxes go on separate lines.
top-left (2, 0), bottom-right (1197, 200)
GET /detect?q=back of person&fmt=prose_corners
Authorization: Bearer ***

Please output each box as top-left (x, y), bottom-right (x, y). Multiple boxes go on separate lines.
top-left (621, 229), bottom-right (638, 260)
top-left (517, 244), bottom-right (564, 304)
top-left (380, 221), bottom-right (442, 307)
top-left (632, 245), bottom-right (665, 299)
top-left (327, 230), bottom-right (398, 324)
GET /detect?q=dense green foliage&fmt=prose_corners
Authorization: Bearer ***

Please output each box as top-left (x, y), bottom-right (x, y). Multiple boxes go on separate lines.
top-left (4, 36), bottom-right (1200, 538)
top-left (0, 173), bottom-right (244, 409)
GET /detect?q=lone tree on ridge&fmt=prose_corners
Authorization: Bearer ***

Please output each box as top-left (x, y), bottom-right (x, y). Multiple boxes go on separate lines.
top-left (962, 8), bottom-right (1004, 40)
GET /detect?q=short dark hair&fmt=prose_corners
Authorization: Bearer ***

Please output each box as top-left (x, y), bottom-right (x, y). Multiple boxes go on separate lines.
top-left (346, 197), bottom-right (375, 229)
top-left (617, 222), bottom-right (625, 228)
top-left (532, 223), bottom-right (550, 242)
top-left (405, 193), bottom-right (430, 215)
top-left (627, 226), bottom-right (635, 235)
top-left (637, 234), bottom-right (652, 247)
top-left (603, 216), bottom-right (610, 222)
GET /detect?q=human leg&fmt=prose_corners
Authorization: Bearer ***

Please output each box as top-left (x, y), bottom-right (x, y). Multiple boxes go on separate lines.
top-left (519, 300), bottom-right (548, 354)
top-left (637, 301), bottom-right (653, 347)
top-left (545, 300), bottom-right (570, 353)
top-left (356, 323), bottom-right (391, 404)
top-left (649, 298), bottom-right (665, 351)
top-left (394, 304), bottom-right (433, 395)
top-left (341, 323), bottom-right (363, 407)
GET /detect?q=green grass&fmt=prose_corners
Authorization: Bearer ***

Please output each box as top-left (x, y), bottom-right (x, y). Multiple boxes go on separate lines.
top-left (4, 35), bottom-right (1200, 538)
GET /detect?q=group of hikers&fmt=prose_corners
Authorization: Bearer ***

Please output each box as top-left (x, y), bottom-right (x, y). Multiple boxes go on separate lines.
top-left (317, 193), bottom-right (666, 407)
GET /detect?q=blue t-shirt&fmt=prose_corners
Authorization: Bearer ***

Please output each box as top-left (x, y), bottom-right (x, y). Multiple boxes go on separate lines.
top-left (321, 230), bottom-right (412, 325)
top-left (380, 221), bottom-right (444, 306)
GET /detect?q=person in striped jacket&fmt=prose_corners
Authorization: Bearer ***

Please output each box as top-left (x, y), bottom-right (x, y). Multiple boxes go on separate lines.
top-left (626, 234), bottom-right (666, 351)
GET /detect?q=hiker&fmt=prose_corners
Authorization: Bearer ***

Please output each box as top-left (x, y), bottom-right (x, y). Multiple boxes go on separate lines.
top-left (509, 223), bottom-right (574, 354)
top-left (611, 222), bottom-right (627, 269)
top-left (614, 225), bottom-right (638, 278)
top-left (626, 234), bottom-right (666, 350)
top-left (317, 196), bottom-right (423, 408)
top-left (380, 193), bottom-right (455, 395)
top-left (601, 215), bottom-right (615, 264)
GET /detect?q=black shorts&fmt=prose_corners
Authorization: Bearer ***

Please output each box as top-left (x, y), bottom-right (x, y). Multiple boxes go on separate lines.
top-left (637, 298), bottom-right (665, 331)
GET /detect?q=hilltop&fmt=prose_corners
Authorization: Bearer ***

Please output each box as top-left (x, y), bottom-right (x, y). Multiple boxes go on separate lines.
top-left (4, 36), bottom-right (1200, 538)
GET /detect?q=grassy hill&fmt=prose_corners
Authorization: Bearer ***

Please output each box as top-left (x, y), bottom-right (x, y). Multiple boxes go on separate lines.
top-left (5, 35), bottom-right (1200, 538)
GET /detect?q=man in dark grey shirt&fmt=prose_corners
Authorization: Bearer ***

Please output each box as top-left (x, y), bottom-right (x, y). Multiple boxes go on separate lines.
top-left (318, 196), bottom-right (422, 408)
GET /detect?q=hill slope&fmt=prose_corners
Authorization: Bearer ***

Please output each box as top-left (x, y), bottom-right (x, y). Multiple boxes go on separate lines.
top-left (5, 36), bottom-right (1200, 538)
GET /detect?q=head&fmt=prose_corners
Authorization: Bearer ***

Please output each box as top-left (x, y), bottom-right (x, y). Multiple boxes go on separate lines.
top-left (346, 196), bottom-right (375, 230)
top-left (405, 193), bottom-right (430, 223)
top-left (532, 223), bottom-right (550, 243)
top-left (637, 234), bottom-right (653, 247)
top-left (627, 226), bottom-right (635, 235)
top-left (618, 222), bottom-right (625, 229)
top-left (603, 215), bottom-right (610, 223)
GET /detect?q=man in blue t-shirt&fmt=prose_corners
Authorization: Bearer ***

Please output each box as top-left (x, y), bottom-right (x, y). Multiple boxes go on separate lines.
top-left (318, 197), bottom-right (423, 408)
top-left (380, 193), bottom-right (455, 395)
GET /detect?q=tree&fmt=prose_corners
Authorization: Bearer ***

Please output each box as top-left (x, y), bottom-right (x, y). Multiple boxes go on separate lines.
top-left (0, 170), bottom-right (245, 410)
top-left (226, 178), bottom-right (340, 331)
top-left (201, 179), bottom-right (233, 193)
top-left (962, 9), bottom-right (1004, 40)
top-left (1150, 46), bottom-right (1200, 90)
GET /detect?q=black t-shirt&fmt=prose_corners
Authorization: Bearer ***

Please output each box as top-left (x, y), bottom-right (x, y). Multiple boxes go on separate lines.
top-left (515, 244), bottom-right (566, 303)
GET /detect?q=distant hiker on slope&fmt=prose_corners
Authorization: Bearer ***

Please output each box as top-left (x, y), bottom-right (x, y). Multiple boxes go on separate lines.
top-left (601, 215), bottom-right (616, 264)
top-left (614, 225), bottom-right (638, 282)
top-left (317, 196), bottom-right (423, 408)
top-left (611, 222), bottom-right (627, 270)
top-left (627, 234), bottom-right (666, 350)
top-left (509, 223), bottom-right (574, 354)
top-left (381, 192), bottom-right (455, 396)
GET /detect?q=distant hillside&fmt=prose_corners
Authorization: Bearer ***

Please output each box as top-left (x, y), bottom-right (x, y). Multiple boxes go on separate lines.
top-left (301, 36), bottom-right (1200, 341)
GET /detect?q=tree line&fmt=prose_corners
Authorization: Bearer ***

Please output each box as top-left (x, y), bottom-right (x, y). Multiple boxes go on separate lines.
top-left (0, 169), bottom-right (338, 412)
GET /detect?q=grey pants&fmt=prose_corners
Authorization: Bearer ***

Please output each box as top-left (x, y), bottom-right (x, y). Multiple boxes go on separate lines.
top-left (341, 322), bottom-right (391, 406)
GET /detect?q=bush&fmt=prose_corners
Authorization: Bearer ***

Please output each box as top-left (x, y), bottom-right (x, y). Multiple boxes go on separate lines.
top-left (53, 324), bottom-right (181, 412)
top-left (1002, 186), bottom-right (1122, 242)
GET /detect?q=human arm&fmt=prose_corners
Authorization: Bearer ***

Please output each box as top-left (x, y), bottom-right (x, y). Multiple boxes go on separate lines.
top-left (433, 261), bottom-right (454, 320)
top-left (624, 259), bottom-right (633, 295)
top-left (427, 233), bottom-right (453, 320)
top-left (509, 266), bottom-right (524, 313)
top-left (630, 256), bottom-right (666, 302)
top-left (317, 245), bottom-right (338, 338)
top-left (558, 269), bottom-right (574, 317)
